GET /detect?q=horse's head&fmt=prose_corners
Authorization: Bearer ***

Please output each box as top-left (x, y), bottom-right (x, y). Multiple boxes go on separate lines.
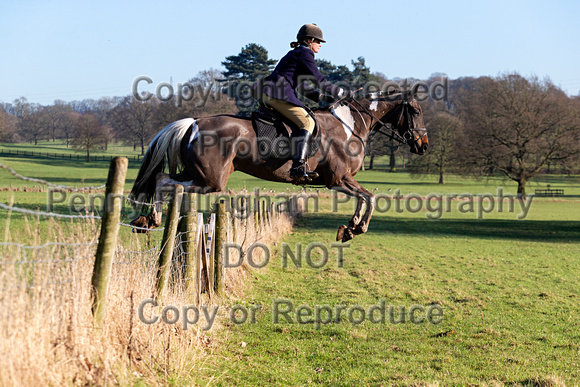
top-left (366, 92), bottom-right (429, 155)
top-left (396, 97), bottom-right (428, 155)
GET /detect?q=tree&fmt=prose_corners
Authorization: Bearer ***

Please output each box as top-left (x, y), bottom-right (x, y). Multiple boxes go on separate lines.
top-left (177, 68), bottom-right (238, 119)
top-left (71, 113), bottom-right (108, 162)
top-left (0, 106), bottom-right (17, 142)
top-left (456, 73), bottom-right (580, 197)
top-left (15, 98), bottom-right (45, 145)
top-left (409, 110), bottom-right (460, 184)
top-left (222, 43), bottom-right (277, 115)
top-left (350, 57), bottom-right (381, 89)
top-left (317, 59), bottom-right (352, 84)
top-left (44, 102), bottom-right (73, 142)
top-left (109, 97), bottom-right (156, 155)
top-left (367, 134), bottom-right (400, 171)
top-left (60, 111), bottom-right (79, 147)
top-left (222, 43), bottom-right (276, 81)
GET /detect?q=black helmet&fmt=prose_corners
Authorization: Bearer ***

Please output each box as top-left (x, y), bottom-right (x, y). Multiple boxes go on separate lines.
top-left (297, 23), bottom-right (326, 43)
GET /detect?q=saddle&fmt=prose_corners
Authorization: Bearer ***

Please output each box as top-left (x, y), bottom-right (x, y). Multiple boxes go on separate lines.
top-left (251, 103), bottom-right (321, 161)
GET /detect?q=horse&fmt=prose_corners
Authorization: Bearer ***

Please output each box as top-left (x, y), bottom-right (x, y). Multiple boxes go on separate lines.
top-left (129, 91), bottom-right (428, 242)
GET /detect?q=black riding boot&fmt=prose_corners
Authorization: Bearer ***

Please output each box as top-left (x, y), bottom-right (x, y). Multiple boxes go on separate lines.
top-left (290, 129), bottom-right (319, 181)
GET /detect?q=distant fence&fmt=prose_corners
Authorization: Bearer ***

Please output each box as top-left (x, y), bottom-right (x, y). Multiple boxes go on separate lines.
top-left (535, 188), bottom-right (564, 197)
top-left (0, 149), bottom-right (142, 162)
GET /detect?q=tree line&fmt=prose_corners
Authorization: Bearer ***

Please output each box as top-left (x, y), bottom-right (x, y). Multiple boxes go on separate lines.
top-left (0, 43), bottom-right (578, 195)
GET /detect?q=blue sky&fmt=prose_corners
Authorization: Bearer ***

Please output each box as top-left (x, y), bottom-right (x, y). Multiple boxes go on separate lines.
top-left (1, 0), bottom-right (579, 105)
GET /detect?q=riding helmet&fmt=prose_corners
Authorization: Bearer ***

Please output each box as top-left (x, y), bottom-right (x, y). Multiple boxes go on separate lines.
top-left (297, 23), bottom-right (326, 43)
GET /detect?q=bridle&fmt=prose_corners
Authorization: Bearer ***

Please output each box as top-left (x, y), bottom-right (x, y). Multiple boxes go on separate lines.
top-left (338, 91), bottom-right (427, 147)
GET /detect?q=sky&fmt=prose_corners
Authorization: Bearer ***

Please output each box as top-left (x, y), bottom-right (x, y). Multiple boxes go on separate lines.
top-left (1, 0), bottom-right (579, 106)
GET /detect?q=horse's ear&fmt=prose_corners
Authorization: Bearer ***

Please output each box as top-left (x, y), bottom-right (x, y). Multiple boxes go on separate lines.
top-left (408, 99), bottom-right (421, 114)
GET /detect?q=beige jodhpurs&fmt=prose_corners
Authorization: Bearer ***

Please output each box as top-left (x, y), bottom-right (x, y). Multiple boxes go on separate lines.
top-left (262, 94), bottom-right (315, 133)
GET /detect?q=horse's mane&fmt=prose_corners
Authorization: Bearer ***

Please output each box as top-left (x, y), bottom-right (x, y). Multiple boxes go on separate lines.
top-left (311, 91), bottom-right (406, 114)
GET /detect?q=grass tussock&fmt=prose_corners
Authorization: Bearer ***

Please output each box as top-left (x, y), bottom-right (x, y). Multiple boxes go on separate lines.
top-left (0, 202), bottom-right (296, 386)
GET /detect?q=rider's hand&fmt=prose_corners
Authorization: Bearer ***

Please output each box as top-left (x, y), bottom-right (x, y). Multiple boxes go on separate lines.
top-left (343, 89), bottom-right (356, 100)
top-left (319, 93), bottom-right (336, 103)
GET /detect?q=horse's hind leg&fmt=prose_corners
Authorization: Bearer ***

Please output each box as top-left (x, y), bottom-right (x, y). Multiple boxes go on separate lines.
top-left (138, 172), bottom-right (196, 231)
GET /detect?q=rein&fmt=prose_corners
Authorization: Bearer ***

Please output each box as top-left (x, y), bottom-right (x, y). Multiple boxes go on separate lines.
top-left (352, 93), bottom-right (427, 146)
top-left (350, 98), bottom-right (408, 145)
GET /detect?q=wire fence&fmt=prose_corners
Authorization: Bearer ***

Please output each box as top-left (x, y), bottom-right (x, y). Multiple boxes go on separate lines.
top-left (0, 161), bottom-right (106, 191)
top-left (0, 158), bottom-right (303, 327)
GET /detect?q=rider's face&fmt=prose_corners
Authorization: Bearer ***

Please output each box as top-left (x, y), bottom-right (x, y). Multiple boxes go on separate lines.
top-left (311, 39), bottom-right (322, 53)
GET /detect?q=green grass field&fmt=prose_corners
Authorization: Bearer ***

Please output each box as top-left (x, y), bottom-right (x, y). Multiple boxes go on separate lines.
top-left (1, 144), bottom-right (579, 385)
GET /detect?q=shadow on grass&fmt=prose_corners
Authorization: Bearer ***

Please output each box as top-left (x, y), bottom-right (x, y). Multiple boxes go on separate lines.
top-left (297, 213), bottom-right (580, 243)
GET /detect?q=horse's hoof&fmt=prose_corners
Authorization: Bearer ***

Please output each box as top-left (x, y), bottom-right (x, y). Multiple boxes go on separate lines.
top-left (341, 227), bottom-right (355, 243)
top-left (130, 215), bottom-right (149, 233)
top-left (336, 225), bottom-right (347, 241)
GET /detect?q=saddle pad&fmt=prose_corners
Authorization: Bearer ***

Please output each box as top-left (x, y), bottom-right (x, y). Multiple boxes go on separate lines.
top-left (252, 112), bottom-right (321, 161)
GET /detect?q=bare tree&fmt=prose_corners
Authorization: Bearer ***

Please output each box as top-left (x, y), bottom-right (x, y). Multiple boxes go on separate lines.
top-left (44, 101), bottom-right (73, 142)
top-left (15, 99), bottom-right (45, 145)
top-left (0, 106), bottom-right (17, 142)
top-left (60, 111), bottom-right (80, 147)
top-left (457, 73), bottom-right (580, 197)
top-left (367, 134), bottom-right (400, 171)
top-left (71, 113), bottom-right (107, 162)
top-left (109, 97), bottom-right (155, 155)
top-left (409, 109), bottom-right (460, 184)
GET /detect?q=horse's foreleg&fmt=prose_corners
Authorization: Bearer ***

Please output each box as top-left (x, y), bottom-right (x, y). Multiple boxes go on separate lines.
top-left (333, 176), bottom-right (375, 243)
top-left (352, 195), bottom-right (374, 236)
top-left (147, 198), bottom-right (164, 228)
top-left (348, 196), bottom-right (365, 229)
top-left (140, 172), bottom-right (170, 230)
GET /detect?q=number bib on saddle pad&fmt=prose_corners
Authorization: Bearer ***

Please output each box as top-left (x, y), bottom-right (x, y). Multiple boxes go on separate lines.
top-left (251, 106), bottom-right (321, 161)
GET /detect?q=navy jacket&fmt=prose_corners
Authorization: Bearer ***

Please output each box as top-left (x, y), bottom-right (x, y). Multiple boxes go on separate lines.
top-left (253, 46), bottom-right (341, 108)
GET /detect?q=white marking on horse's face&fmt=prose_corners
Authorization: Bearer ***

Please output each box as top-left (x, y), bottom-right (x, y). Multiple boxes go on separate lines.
top-left (189, 120), bottom-right (199, 143)
top-left (369, 101), bottom-right (378, 112)
top-left (331, 105), bottom-right (355, 140)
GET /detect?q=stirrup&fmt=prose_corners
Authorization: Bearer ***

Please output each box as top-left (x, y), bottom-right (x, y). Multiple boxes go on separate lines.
top-left (290, 162), bottom-right (319, 182)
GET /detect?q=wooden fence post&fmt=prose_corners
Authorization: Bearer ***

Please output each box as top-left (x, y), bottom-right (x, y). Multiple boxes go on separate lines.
top-left (91, 157), bottom-right (128, 327)
top-left (261, 200), bottom-right (267, 232)
top-left (195, 213), bottom-right (206, 302)
top-left (241, 197), bottom-right (248, 240)
top-left (254, 198), bottom-right (261, 236)
top-left (155, 184), bottom-right (184, 301)
top-left (214, 200), bottom-right (227, 297)
top-left (230, 197), bottom-right (237, 245)
top-left (178, 192), bottom-right (198, 304)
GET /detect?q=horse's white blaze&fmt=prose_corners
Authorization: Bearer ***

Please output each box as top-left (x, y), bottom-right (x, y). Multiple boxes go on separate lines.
top-left (369, 101), bottom-right (378, 111)
top-left (331, 105), bottom-right (355, 140)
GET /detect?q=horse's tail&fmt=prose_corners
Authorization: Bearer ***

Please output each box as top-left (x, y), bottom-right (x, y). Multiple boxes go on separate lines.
top-left (129, 118), bottom-right (196, 207)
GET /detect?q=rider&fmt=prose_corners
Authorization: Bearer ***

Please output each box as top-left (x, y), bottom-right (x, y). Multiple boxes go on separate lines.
top-left (253, 23), bottom-right (353, 181)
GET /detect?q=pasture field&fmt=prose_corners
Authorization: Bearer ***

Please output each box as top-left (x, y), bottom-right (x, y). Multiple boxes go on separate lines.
top-left (1, 146), bottom-right (579, 385)
top-left (190, 198), bottom-right (580, 386)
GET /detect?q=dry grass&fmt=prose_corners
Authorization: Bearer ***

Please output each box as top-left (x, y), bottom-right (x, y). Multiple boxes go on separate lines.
top-left (0, 202), bottom-right (296, 386)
